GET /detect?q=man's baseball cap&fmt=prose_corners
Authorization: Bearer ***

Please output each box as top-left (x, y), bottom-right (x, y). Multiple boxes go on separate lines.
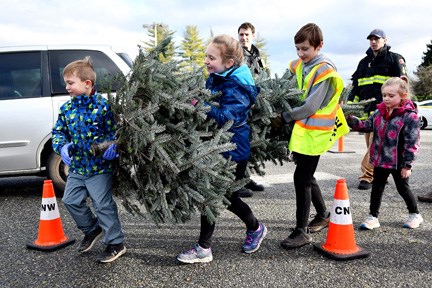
top-left (367, 29), bottom-right (386, 39)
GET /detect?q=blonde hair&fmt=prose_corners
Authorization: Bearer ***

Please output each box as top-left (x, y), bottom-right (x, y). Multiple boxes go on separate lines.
top-left (210, 34), bottom-right (244, 66)
top-left (381, 76), bottom-right (411, 100)
top-left (63, 56), bottom-right (96, 86)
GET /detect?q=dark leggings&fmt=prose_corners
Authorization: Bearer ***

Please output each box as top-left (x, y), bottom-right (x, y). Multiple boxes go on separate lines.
top-left (293, 153), bottom-right (327, 230)
top-left (198, 159), bottom-right (259, 249)
top-left (369, 167), bottom-right (419, 217)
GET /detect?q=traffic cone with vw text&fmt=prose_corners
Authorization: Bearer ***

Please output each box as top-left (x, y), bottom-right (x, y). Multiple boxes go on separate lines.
top-left (313, 179), bottom-right (369, 260)
top-left (27, 180), bottom-right (75, 252)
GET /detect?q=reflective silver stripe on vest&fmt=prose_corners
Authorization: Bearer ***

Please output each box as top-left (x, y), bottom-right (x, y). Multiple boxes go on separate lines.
top-left (298, 117), bottom-right (335, 128)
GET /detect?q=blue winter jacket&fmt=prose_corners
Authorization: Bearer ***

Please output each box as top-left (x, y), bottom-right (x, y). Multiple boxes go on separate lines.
top-left (52, 93), bottom-right (117, 176)
top-left (205, 65), bottom-right (260, 162)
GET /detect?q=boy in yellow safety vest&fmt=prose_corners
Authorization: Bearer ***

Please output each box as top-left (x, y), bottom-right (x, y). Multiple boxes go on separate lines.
top-left (271, 23), bottom-right (348, 249)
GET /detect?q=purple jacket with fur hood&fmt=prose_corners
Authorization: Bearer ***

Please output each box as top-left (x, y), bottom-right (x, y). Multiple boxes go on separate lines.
top-left (348, 100), bottom-right (420, 169)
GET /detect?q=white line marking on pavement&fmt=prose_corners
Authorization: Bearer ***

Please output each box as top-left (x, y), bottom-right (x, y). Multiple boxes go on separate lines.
top-left (251, 172), bottom-right (341, 186)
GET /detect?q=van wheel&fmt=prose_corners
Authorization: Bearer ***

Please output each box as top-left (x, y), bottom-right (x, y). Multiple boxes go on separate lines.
top-left (420, 116), bottom-right (427, 130)
top-left (47, 151), bottom-right (69, 195)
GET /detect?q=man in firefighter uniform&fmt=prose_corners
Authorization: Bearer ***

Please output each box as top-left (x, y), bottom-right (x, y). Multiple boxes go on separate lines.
top-left (348, 29), bottom-right (407, 190)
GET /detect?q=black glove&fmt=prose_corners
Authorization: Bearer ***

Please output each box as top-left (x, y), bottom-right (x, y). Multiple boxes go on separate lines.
top-left (346, 114), bottom-right (357, 127)
top-left (270, 115), bottom-right (285, 130)
top-left (269, 114), bottom-right (294, 141)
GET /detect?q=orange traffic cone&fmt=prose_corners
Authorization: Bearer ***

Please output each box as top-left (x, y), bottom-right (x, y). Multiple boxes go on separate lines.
top-left (328, 137), bottom-right (355, 153)
top-left (314, 179), bottom-right (369, 260)
top-left (27, 180), bottom-right (75, 252)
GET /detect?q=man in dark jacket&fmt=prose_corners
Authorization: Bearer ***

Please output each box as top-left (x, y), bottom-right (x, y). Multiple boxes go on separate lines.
top-left (237, 22), bottom-right (266, 196)
top-left (348, 29), bottom-right (407, 190)
top-left (238, 22), bottom-right (266, 75)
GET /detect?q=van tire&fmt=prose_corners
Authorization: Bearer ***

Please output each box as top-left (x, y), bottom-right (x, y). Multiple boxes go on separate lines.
top-left (46, 151), bottom-right (69, 195)
top-left (420, 116), bottom-right (427, 130)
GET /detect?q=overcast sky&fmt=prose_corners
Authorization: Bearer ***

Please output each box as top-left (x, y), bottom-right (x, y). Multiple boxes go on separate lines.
top-left (1, 0), bottom-right (431, 83)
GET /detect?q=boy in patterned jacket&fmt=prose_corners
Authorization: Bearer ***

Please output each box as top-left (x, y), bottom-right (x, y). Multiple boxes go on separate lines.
top-left (52, 57), bottom-right (126, 263)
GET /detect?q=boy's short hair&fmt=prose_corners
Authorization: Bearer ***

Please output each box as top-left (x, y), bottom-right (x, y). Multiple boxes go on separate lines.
top-left (238, 22), bottom-right (255, 34)
top-left (294, 23), bottom-right (323, 48)
top-left (63, 56), bottom-right (96, 86)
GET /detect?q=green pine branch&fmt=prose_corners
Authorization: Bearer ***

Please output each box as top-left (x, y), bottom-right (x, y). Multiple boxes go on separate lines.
top-left (110, 38), bottom-right (239, 225)
top-left (247, 69), bottom-right (303, 175)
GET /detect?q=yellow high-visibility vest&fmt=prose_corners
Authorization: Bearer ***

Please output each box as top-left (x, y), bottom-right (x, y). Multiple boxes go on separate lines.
top-left (288, 59), bottom-right (347, 155)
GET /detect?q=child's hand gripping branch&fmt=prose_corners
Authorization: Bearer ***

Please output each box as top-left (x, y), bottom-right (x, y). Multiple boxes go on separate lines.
top-left (60, 143), bottom-right (72, 166)
top-left (102, 144), bottom-right (118, 160)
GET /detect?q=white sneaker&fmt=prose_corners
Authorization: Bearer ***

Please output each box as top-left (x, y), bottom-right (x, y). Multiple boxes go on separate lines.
top-left (360, 214), bottom-right (380, 230)
top-left (403, 213), bottom-right (424, 229)
top-left (176, 243), bottom-right (213, 264)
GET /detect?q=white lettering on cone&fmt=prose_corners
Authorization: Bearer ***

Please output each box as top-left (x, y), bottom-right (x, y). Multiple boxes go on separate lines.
top-left (40, 197), bottom-right (60, 220)
top-left (330, 199), bottom-right (353, 225)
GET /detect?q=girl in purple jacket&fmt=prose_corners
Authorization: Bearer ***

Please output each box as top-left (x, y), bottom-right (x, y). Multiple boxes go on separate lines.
top-left (348, 76), bottom-right (423, 230)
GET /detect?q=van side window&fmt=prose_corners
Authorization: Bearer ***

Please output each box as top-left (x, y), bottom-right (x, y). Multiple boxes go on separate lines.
top-left (0, 52), bottom-right (42, 100)
top-left (49, 50), bottom-right (124, 95)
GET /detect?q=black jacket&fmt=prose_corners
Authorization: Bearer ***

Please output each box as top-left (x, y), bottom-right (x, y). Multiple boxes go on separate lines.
top-left (348, 45), bottom-right (406, 113)
top-left (242, 44), bottom-right (265, 75)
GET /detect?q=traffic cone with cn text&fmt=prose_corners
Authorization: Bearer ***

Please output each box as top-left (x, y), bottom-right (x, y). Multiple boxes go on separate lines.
top-left (27, 180), bottom-right (75, 252)
top-left (313, 179), bottom-right (369, 260)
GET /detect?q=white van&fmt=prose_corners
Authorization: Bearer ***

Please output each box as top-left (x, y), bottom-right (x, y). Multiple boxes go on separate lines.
top-left (0, 45), bottom-right (131, 193)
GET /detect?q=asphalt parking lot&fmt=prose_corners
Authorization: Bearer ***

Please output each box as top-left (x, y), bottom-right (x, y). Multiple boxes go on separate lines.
top-left (0, 131), bottom-right (431, 288)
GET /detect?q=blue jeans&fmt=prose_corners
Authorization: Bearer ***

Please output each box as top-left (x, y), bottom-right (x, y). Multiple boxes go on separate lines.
top-left (62, 172), bottom-right (124, 245)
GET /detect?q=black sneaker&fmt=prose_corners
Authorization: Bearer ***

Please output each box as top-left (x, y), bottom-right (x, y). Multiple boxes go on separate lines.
top-left (97, 243), bottom-right (127, 263)
top-left (418, 192), bottom-right (432, 203)
top-left (280, 228), bottom-right (312, 249)
top-left (245, 180), bottom-right (265, 192)
top-left (358, 180), bottom-right (372, 190)
top-left (238, 187), bottom-right (253, 198)
top-left (78, 226), bottom-right (103, 253)
top-left (307, 213), bottom-right (330, 233)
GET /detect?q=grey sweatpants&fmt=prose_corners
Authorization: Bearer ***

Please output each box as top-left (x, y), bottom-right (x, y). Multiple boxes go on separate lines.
top-left (62, 172), bottom-right (124, 245)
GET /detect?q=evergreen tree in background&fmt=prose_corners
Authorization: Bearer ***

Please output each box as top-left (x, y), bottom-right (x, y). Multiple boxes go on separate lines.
top-left (255, 33), bottom-right (270, 74)
top-left (413, 40), bottom-right (432, 99)
top-left (413, 65), bottom-right (432, 99)
top-left (178, 25), bottom-right (206, 74)
top-left (207, 28), bottom-right (214, 45)
top-left (419, 40), bottom-right (432, 68)
top-left (143, 23), bottom-right (176, 62)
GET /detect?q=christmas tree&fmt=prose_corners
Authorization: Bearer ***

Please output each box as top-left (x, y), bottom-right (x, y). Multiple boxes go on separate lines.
top-left (109, 38), bottom-right (303, 224)
top-left (247, 69), bottom-right (303, 175)
top-left (339, 82), bottom-right (377, 118)
top-left (110, 38), bottom-right (242, 225)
